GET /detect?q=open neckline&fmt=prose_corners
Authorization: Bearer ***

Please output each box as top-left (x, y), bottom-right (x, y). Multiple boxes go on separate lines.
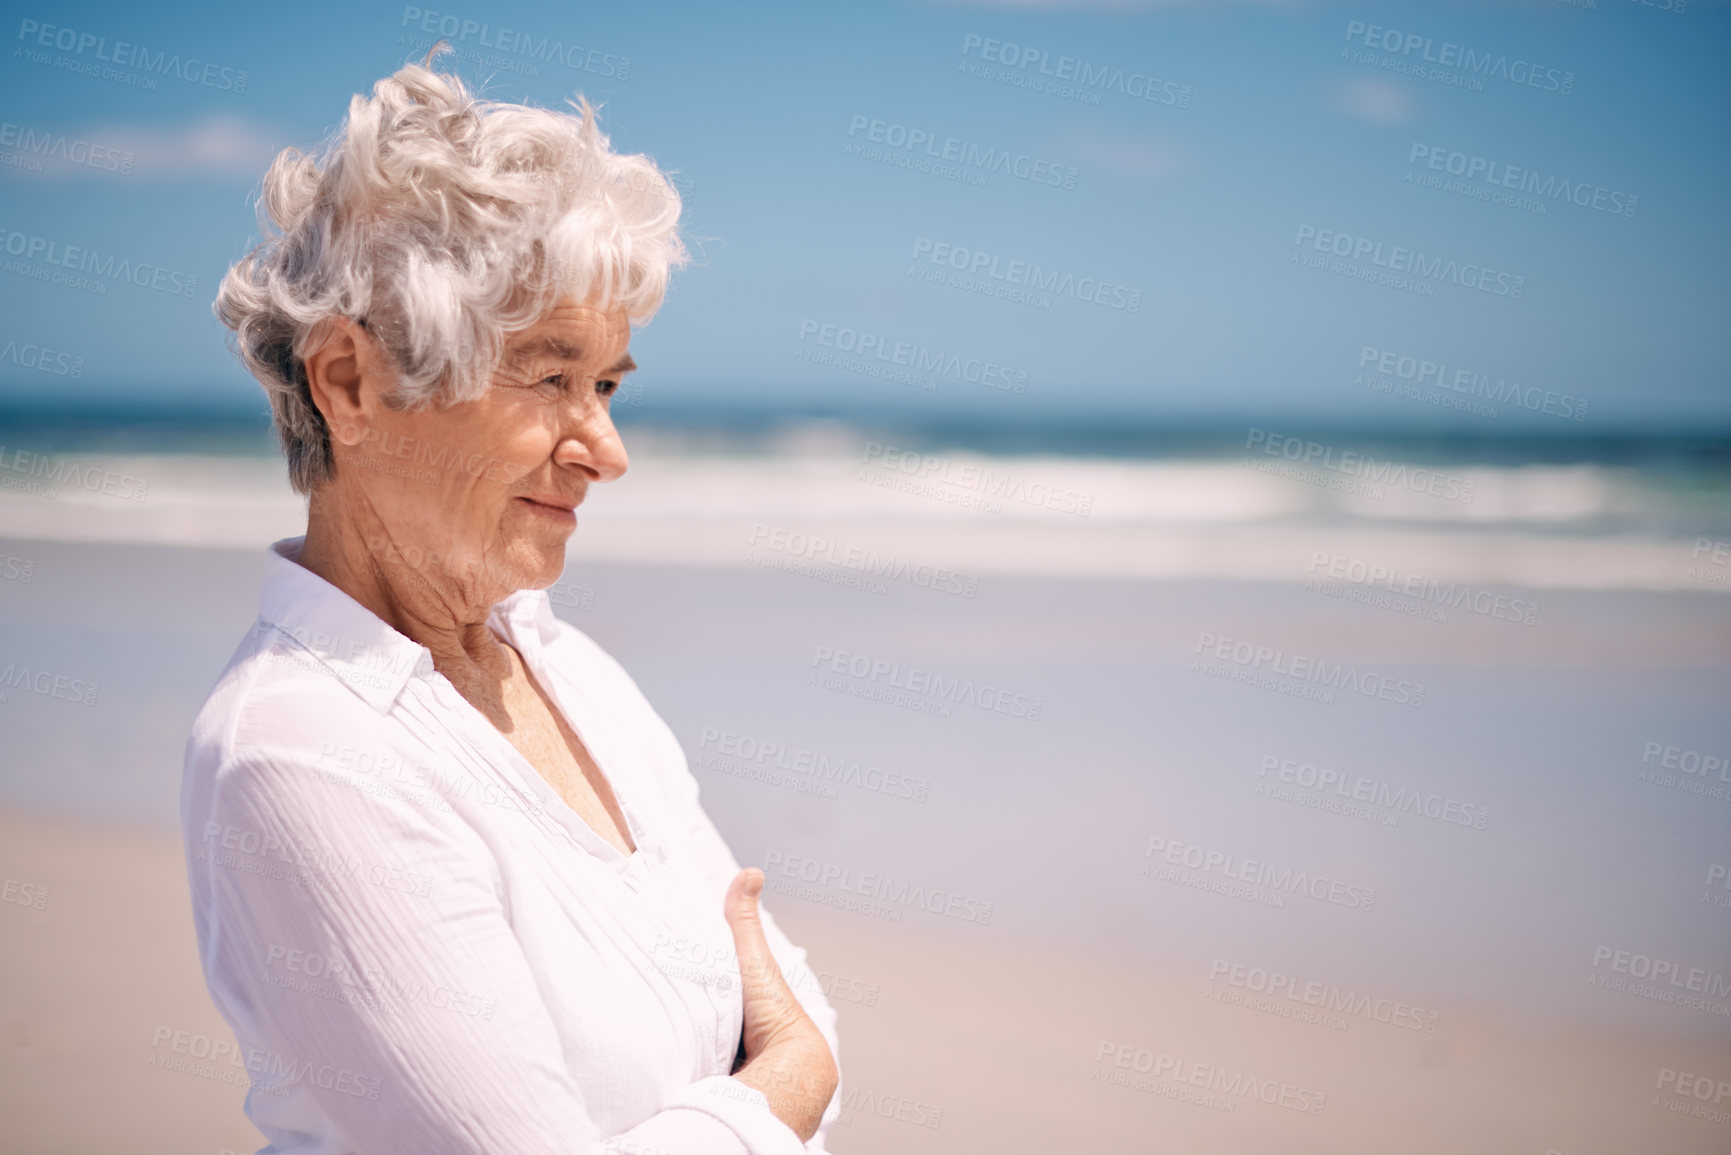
top-left (504, 638), bottom-right (641, 858)
top-left (438, 629), bottom-right (645, 866)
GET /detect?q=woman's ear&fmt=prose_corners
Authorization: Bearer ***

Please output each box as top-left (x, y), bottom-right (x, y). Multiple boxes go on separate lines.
top-left (305, 317), bottom-right (380, 447)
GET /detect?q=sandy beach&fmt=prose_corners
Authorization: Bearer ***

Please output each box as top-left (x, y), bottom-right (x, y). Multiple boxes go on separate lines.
top-left (2, 445), bottom-right (1729, 1153)
top-left (6, 803), bottom-right (1730, 1155)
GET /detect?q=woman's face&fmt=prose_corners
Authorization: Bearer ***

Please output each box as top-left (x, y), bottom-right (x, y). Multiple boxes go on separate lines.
top-left (332, 296), bottom-right (633, 610)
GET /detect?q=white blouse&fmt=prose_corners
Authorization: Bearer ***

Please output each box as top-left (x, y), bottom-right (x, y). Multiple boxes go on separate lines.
top-left (180, 536), bottom-right (842, 1154)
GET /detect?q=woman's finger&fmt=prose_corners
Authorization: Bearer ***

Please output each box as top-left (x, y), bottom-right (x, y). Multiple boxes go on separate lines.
top-left (723, 869), bottom-right (798, 1031)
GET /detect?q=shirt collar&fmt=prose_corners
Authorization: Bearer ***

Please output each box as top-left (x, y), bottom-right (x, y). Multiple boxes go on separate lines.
top-left (490, 581), bottom-right (561, 659)
top-left (258, 536), bottom-right (563, 714)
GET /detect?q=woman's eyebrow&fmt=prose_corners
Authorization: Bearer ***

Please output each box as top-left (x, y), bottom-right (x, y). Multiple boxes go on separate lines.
top-left (507, 338), bottom-right (635, 374)
top-left (508, 336), bottom-right (583, 362)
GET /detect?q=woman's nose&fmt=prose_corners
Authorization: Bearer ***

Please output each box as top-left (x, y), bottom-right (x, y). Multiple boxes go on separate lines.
top-left (556, 402), bottom-right (629, 482)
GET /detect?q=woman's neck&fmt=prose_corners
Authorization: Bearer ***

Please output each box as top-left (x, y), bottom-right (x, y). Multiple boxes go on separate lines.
top-left (297, 486), bottom-right (512, 687)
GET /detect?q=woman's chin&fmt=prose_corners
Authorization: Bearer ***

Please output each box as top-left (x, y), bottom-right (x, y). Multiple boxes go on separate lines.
top-left (503, 536), bottom-right (572, 591)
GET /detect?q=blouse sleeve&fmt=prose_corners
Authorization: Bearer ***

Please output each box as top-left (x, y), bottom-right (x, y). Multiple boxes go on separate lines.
top-left (192, 746), bottom-right (808, 1155)
top-left (671, 786), bottom-right (845, 1154)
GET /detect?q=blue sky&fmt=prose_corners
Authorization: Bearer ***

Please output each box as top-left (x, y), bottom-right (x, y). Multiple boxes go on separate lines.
top-left (1, 0), bottom-right (1727, 433)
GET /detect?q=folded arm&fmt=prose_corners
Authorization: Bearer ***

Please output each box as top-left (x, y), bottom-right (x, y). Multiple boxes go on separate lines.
top-left (192, 748), bottom-right (808, 1155)
top-left (674, 792), bottom-right (844, 1151)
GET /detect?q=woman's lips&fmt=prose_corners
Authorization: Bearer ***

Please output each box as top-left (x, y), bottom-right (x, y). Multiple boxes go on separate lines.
top-left (519, 495), bottom-right (578, 524)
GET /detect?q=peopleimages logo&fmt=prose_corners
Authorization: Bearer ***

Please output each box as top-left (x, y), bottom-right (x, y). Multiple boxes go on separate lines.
top-left (1194, 630), bottom-right (1427, 709)
top-left (697, 725), bottom-right (931, 802)
top-left (958, 34), bottom-right (1192, 108)
top-left (1688, 538), bottom-right (1730, 588)
top-left (0, 876), bottom-right (49, 911)
top-left (1307, 551), bottom-right (1539, 628)
top-left (0, 122), bottom-right (134, 174)
top-left (847, 115), bottom-right (1078, 190)
top-left (810, 643), bottom-right (1044, 721)
top-left (764, 849), bottom-right (995, 925)
top-left (910, 238), bottom-right (1142, 312)
top-left (1093, 1041), bottom-right (1327, 1116)
top-left (0, 336), bottom-right (84, 378)
top-left (838, 1085), bottom-right (944, 1130)
top-left (0, 445), bottom-right (149, 502)
top-left (1589, 945), bottom-right (1731, 1014)
top-left (1656, 1067), bottom-right (1731, 1107)
top-left (199, 821), bottom-right (435, 899)
top-left (1407, 144), bottom-right (1637, 219)
top-left (15, 19), bottom-right (249, 91)
top-left (1144, 835), bottom-right (1378, 911)
top-left (1342, 20), bottom-right (1574, 95)
top-left (398, 7), bottom-right (630, 78)
top-left (1641, 741), bottom-right (1730, 783)
top-left (1207, 958), bottom-right (1440, 1033)
top-left (1245, 429), bottom-right (1476, 503)
top-left (861, 442), bottom-right (1095, 517)
top-left (797, 319), bottom-right (1028, 395)
top-left (1293, 225), bottom-right (1526, 299)
top-left (748, 523), bottom-right (981, 598)
top-left (0, 227), bottom-right (199, 298)
top-left (0, 661), bottom-right (100, 707)
top-left (263, 943), bottom-right (498, 1020)
top-left (1258, 753), bottom-right (1491, 830)
top-left (1358, 345), bottom-right (1587, 421)
top-left (149, 1026), bottom-right (380, 1100)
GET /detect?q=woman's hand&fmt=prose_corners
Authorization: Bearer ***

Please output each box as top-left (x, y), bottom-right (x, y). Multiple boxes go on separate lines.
top-left (723, 868), bottom-right (839, 1143)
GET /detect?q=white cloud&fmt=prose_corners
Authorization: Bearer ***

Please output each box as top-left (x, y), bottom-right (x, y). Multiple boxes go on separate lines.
top-left (1328, 77), bottom-right (1415, 126)
top-left (1067, 128), bottom-right (1190, 187)
top-left (1, 114), bottom-right (289, 181)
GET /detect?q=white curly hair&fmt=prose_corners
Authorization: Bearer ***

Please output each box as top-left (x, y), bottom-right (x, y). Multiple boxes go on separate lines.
top-left (214, 44), bottom-right (688, 495)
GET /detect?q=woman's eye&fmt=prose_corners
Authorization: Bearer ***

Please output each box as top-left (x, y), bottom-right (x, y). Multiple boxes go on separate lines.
top-left (522, 373), bottom-right (565, 399)
top-left (513, 372), bottom-right (621, 400)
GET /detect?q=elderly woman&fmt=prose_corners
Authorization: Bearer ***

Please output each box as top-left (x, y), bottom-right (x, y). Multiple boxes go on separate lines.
top-left (182, 52), bottom-right (839, 1154)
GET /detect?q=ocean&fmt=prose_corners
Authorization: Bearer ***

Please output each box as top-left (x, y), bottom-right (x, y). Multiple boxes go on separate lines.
top-left (2, 414), bottom-right (1728, 1153)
